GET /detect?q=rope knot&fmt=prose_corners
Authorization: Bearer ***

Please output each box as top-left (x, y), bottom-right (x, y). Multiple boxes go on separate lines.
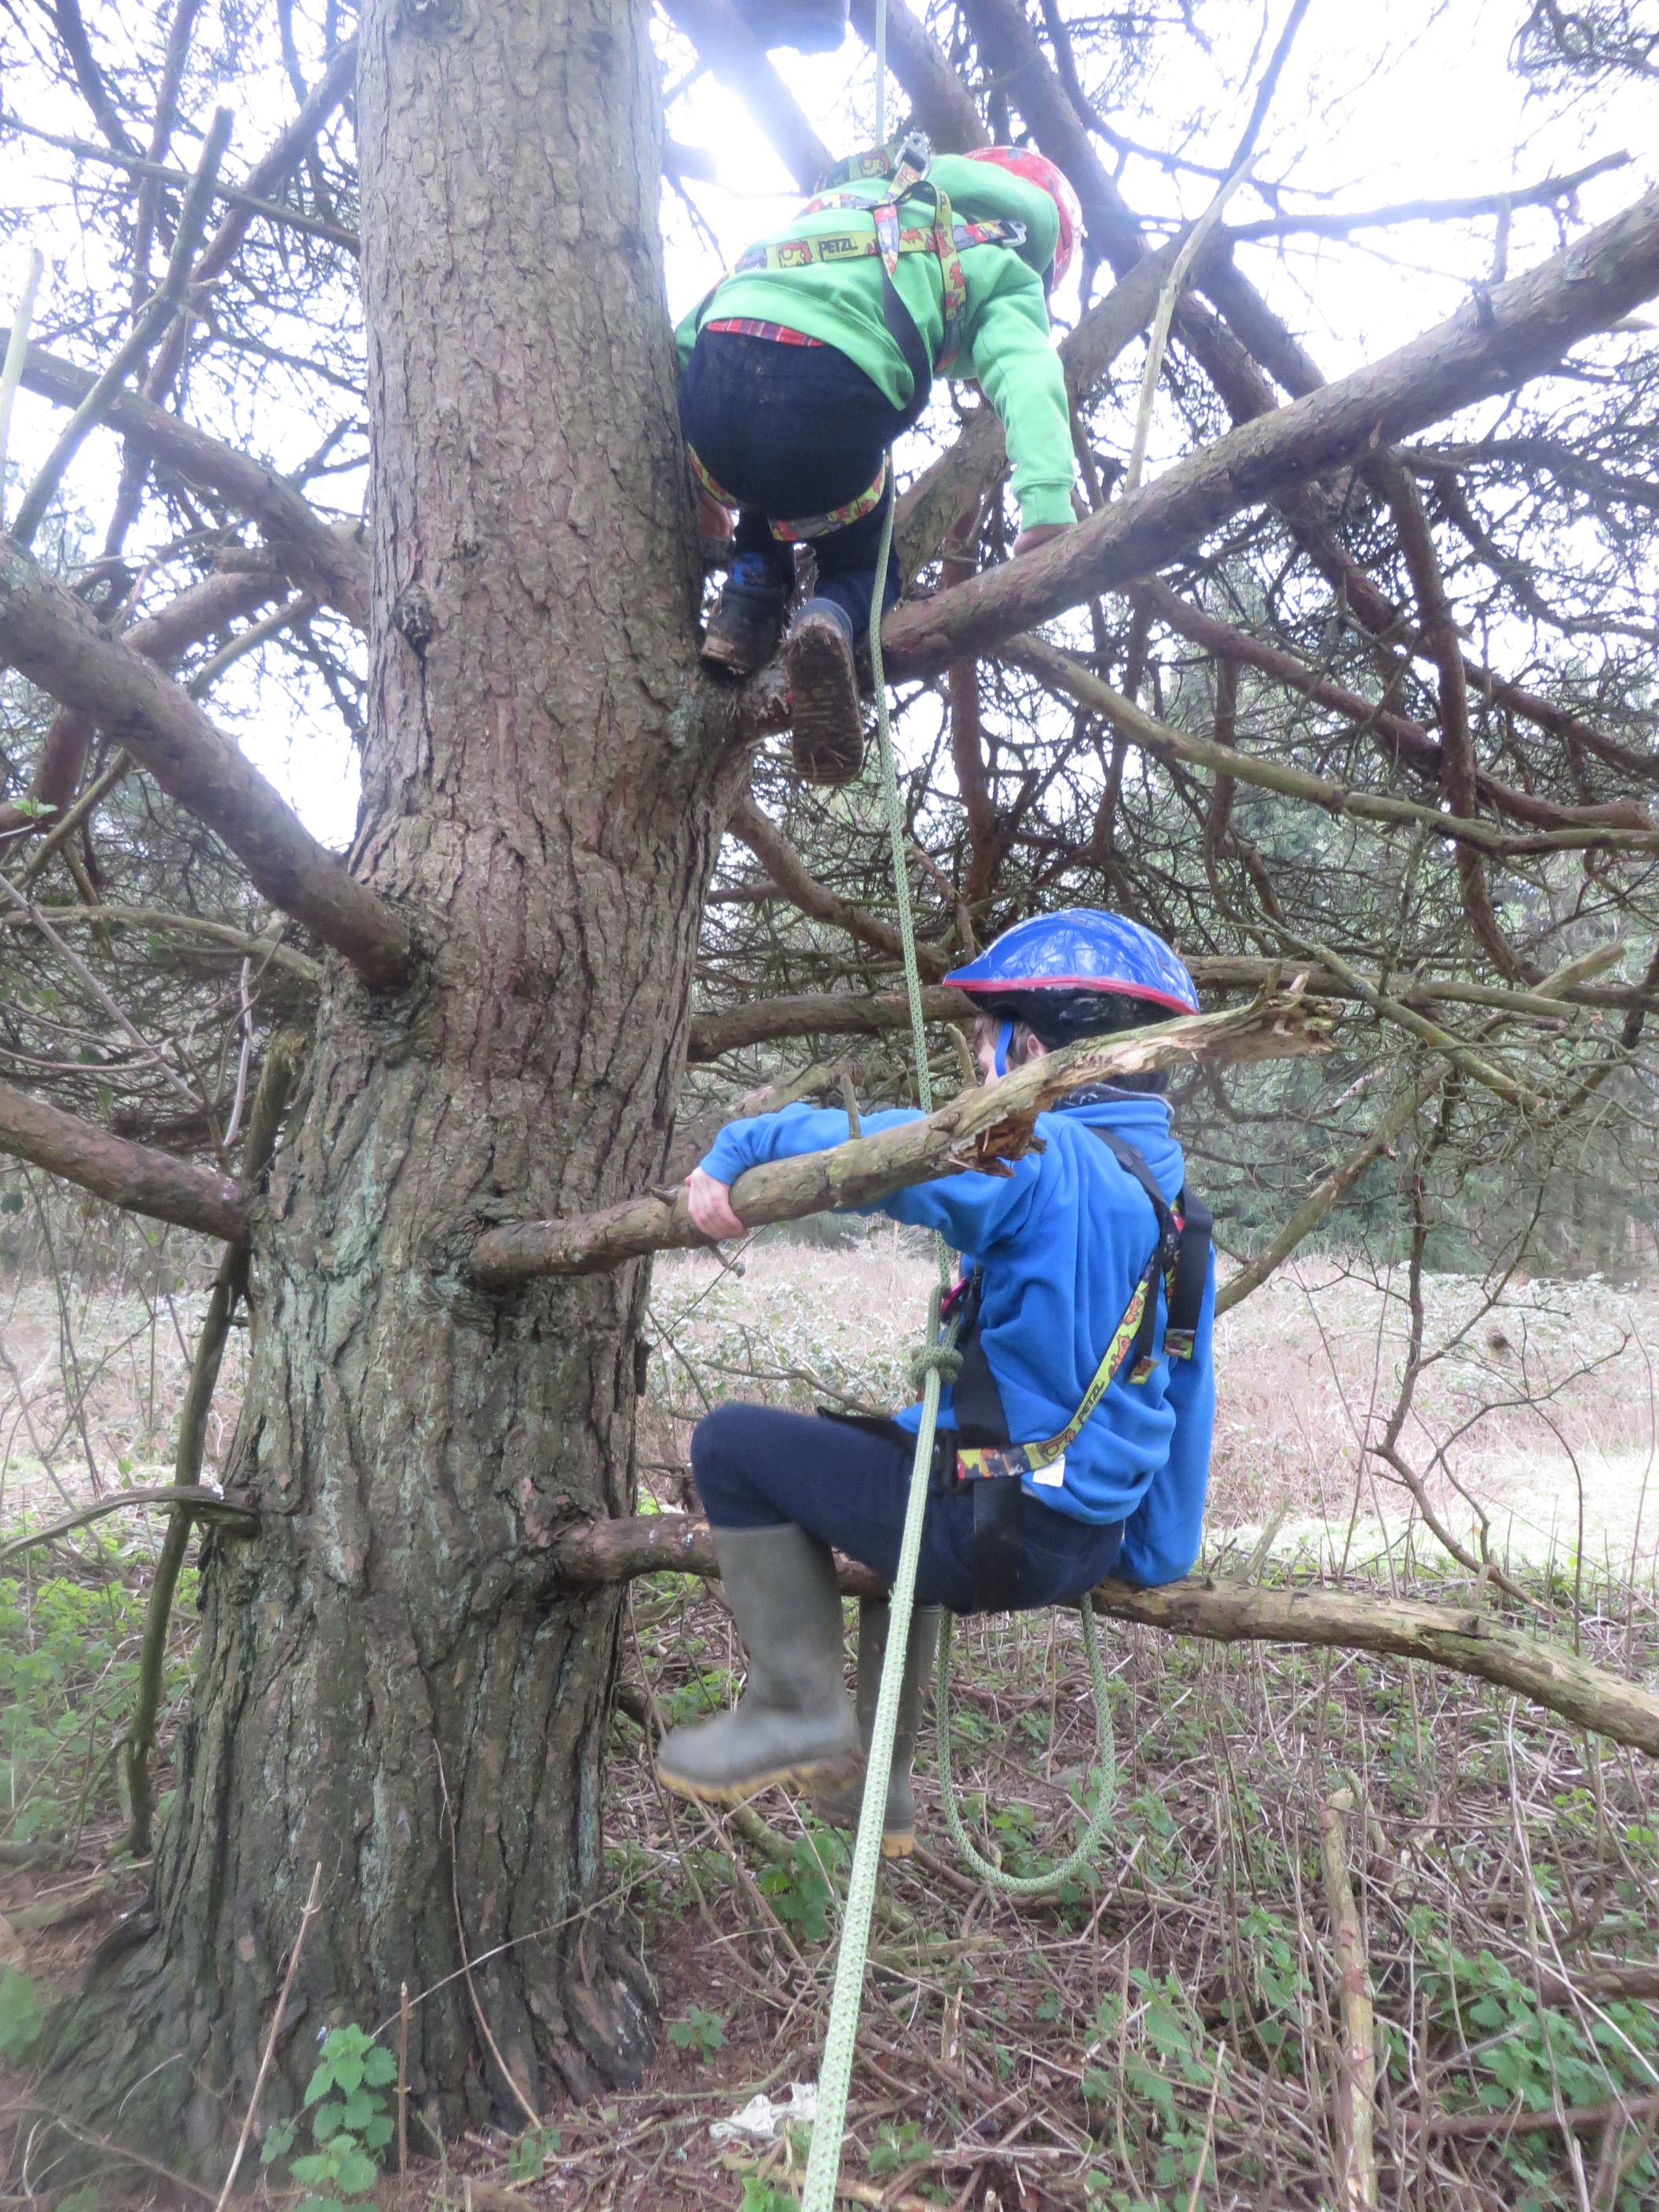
top-left (908, 1341), bottom-right (962, 1393)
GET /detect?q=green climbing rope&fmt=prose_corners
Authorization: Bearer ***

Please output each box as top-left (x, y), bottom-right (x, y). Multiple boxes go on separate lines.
top-left (936, 1596), bottom-right (1118, 1895)
top-left (800, 273), bottom-right (1118, 2212)
top-left (799, 402), bottom-right (954, 2212)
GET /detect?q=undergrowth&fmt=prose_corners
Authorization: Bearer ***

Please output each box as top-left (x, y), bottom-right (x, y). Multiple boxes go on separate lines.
top-left (0, 1539), bottom-right (191, 1857)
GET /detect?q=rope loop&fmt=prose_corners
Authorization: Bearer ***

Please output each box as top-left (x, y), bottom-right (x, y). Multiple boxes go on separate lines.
top-left (936, 1593), bottom-right (1119, 1897)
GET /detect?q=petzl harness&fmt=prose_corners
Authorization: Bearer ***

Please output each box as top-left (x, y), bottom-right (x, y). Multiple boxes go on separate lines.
top-left (947, 1122), bottom-right (1212, 1611)
top-left (687, 134), bottom-right (1024, 540)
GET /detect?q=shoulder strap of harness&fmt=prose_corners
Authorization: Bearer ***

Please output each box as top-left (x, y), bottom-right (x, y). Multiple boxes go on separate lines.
top-left (950, 1123), bottom-right (1213, 1484)
top-left (1088, 1126), bottom-right (1210, 1376)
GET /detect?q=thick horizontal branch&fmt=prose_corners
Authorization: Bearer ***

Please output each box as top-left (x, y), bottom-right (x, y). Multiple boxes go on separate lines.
top-left (0, 537), bottom-right (410, 987)
top-left (0, 1485), bottom-right (258, 1566)
top-left (878, 185), bottom-right (1659, 682)
top-left (551, 1514), bottom-right (1659, 1760)
top-left (0, 1076), bottom-right (253, 1240)
top-left (688, 985), bottom-right (973, 1061)
top-left (0, 337), bottom-right (369, 627)
top-left (473, 998), bottom-right (1325, 1284)
top-left (1007, 633), bottom-right (1659, 859)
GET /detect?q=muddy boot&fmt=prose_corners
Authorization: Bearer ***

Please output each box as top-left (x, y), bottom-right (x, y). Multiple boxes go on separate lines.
top-left (786, 597), bottom-right (865, 786)
top-left (814, 1599), bottom-right (940, 1859)
top-left (657, 1524), bottom-right (863, 1804)
top-left (701, 553), bottom-right (788, 676)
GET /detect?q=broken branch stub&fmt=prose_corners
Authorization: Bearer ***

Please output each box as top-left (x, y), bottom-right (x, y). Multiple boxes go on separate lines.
top-left (472, 999), bottom-right (1327, 1284)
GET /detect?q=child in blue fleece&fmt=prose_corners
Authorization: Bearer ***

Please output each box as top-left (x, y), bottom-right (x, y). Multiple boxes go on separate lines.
top-left (655, 910), bottom-right (1216, 1850)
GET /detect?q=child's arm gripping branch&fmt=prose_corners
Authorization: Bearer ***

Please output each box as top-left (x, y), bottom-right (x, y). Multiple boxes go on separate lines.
top-left (688, 1101), bottom-right (1042, 1255)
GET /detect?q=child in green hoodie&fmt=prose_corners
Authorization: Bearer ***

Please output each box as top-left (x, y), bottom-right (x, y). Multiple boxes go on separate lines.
top-left (677, 140), bottom-right (1082, 783)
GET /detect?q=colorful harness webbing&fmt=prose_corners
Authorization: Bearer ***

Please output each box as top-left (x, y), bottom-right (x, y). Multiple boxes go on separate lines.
top-left (684, 445), bottom-right (889, 544)
top-left (952, 1125), bottom-right (1212, 1487)
top-left (694, 133), bottom-right (1024, 399)
top-left (727, 207), bottom-right (1020, 379)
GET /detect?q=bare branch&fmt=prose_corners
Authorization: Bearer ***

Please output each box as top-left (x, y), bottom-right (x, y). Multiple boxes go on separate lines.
top-left (1002, 632), bottom-right (1659, 860)
top-left (3, 114), bottom-right (361, 253)
top-left (0, 1485), bottom-right (257, 1567)
top-left (1214, 1069), bottom-right (1445, 1316)
top-left (728, 794), bottom-right (953, 975)
top-left (0, 565), bottom-right (283, 837)
top-left (0, 536), bottom-right (411, 986)
top-left (12, 107), bottom-right (234, 551)
top-left (0, 904), bottom-right (321, 983)
top-left (882, 185), bottom-right (1659, 683)
top-left (0, 1076), bottom-right (253, 1240)
top-left (2, 339), bottom-right (370, 626)
top-left (1140, 580), bottom-right (1651, 833)
top-left (1226, 154), bottom-right (1633, 242)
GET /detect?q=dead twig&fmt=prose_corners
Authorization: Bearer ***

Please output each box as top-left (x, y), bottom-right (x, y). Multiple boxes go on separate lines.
top-left (213, 1859), bottom-right (322, 2212)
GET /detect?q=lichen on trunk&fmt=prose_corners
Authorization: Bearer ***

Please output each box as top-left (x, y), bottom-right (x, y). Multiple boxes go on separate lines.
top-left (41, 0), bottom-right (735, 2167)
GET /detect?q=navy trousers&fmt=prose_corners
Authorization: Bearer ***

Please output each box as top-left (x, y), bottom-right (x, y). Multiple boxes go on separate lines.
top-left (690, 1401), bottom-right (1125, 1616)
top-left (678, 328), bottom-right (906, 634)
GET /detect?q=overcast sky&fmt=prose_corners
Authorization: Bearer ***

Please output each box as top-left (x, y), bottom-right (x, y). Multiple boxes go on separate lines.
top-left (2, 1), bottom-right (1654, 848)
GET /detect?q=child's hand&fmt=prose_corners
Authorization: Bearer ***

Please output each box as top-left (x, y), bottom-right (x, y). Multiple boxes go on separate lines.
top-left (684, 1167), bottom-right (745, 1240)
top-left (1013, 522), bottom-right (1071, 557)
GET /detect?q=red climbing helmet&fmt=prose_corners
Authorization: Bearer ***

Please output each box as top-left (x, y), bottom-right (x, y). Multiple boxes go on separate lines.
top-left (962, 146), bottom-right (1083, 286)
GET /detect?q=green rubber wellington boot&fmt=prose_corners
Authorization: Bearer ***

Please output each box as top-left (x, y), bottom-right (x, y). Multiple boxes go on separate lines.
top-left (814, 1599), bottom-right (941, 1859)
top-left (656, 1524), bottom-right (863, 1804)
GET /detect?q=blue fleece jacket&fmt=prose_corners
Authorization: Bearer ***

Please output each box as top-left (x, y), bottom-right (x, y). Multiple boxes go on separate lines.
top-left (698, 1091), bottom-right (1215, 1587)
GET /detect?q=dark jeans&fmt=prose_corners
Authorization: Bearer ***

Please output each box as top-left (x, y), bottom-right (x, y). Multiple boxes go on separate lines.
top-left (691, 1401), bottom-right (1125, 1616)
top-left (679, 328), bottom-right (906, 635)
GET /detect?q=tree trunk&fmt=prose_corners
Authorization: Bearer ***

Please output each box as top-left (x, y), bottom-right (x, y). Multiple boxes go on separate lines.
top-left (44, 0), bottom-right (731, 2167)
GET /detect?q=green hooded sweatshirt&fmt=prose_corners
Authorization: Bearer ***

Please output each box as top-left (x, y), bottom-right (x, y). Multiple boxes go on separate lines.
top-left (675, 154), bottom-right (1076, 529)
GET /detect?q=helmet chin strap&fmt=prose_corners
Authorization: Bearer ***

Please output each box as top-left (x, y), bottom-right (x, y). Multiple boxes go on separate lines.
top-left (994, 1018), bottom-right (1013, 1079)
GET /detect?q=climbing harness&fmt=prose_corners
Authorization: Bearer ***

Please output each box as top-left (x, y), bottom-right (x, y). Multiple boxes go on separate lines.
top-left (686, 444), bottom-right (891, 545)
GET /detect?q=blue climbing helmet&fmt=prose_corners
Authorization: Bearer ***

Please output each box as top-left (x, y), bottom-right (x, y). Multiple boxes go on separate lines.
top-left (944, 909), bottom-right (1198, 1050)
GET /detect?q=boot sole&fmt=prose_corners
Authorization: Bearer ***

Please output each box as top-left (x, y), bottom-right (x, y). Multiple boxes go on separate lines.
top-left (700, 635), bottom-right (772, 679)
top-left (657, 1746), bottom-right (864, 1805)
top-left (786, 617), bottom-right (864, 786)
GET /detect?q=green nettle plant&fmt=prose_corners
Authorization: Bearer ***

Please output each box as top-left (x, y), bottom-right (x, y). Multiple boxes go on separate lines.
top-left (667, 2004), bottom-right (727, 2063)
top-left (260, 2025), bottom-right (397, 2212)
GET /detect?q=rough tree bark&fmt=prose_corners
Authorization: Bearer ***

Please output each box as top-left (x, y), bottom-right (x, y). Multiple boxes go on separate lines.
top-left (42, 0), bottom-right (734, 2166)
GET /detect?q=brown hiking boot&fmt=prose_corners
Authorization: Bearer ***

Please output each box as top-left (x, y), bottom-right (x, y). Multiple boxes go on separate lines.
top-left (786, 598), bottom-right (865, 786)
